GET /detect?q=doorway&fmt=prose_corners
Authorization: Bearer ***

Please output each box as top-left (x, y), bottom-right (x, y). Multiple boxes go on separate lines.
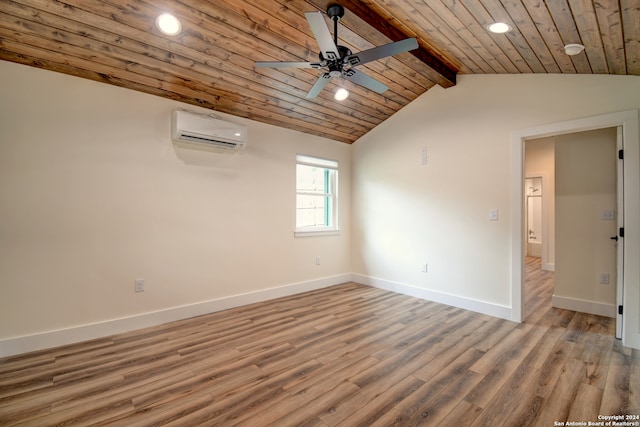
top-left (523, 129), bottom-right (618, 328)
top-left (510, 110), bottom-right (640, 349)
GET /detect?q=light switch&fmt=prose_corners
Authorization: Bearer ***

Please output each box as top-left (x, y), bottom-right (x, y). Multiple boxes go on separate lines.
top-left (420, 146), bottom-right (428, 166)
top-left (600, 210), bottom-right (615, 220)
top-left (489, 209), bottom-right (499, 221)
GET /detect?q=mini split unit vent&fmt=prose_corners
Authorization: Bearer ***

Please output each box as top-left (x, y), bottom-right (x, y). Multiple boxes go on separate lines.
top-left (171, 110), bottom-right (247, 152)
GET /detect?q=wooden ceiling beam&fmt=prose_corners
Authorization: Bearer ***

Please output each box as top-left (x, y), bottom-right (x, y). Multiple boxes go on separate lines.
top-left (305, 0), bottom-right (457, 87)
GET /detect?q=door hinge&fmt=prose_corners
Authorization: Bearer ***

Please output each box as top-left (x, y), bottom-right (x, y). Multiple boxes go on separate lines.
top-left (618, 305), bottom-right (623, 315)
top-left (620, 227), bottom-right (625, 238)
top-left (618, 149), bottom-right (624, 160)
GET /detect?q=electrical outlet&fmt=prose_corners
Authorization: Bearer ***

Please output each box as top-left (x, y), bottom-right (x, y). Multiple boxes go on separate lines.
top-left (421, 263), bottom-right (428, 273)
top-left (135, 279), bottom-right (145, 292)
top-left (316, 256), bottom-right (321, 266)
top-left (599, 273), bottom-right (610, 285)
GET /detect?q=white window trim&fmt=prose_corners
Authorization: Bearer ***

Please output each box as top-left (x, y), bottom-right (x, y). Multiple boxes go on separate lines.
top-left (294, 228), bottom-right (341, 237)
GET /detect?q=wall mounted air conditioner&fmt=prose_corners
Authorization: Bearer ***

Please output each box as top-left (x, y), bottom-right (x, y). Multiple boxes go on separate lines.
top-left (171, 110), bottom-right (247, 152)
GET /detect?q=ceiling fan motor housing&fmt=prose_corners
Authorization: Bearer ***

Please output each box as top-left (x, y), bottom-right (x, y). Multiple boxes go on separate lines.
top-left (319, 45), bottom-right (352, 62)
top-left (319, 45), bottom-right (352, 76)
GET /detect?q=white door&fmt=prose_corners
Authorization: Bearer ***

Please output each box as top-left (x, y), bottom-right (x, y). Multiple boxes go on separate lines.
top-left (615, 126), bottom-right (624, 339)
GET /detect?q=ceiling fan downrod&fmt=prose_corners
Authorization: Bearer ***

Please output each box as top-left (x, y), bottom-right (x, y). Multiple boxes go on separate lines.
top-left (326, 4), bottom-right (344, 46)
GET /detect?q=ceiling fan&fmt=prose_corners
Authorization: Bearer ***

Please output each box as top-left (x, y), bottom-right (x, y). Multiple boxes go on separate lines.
top-left (255, 4), bottom-right (419, 99)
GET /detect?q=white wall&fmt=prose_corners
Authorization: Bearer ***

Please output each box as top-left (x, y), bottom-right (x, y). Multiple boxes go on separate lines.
top-left (554, 128), bottom-right (617, 315)
top-left (352, 73), bottom-right (640, 320)
top-left (3, 62), bottom-right (640, 355)
top-left (0, 60), bottom-right (351, 354)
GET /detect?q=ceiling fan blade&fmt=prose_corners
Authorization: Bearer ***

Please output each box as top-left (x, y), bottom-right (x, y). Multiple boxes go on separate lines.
top-left (344, 38), bottom-right (419, 67)
top-left (304, 11), bottom-right (340, 61)
top-left (306, 72), bottom-right (333, 99)
top-left (342, 68), bottom-right (388, 94)
top-left (255, 61), bottom-right (325, 69)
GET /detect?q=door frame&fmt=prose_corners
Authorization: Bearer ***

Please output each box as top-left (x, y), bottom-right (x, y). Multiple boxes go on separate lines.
top-left (510, 110), bottom-right (640, 349)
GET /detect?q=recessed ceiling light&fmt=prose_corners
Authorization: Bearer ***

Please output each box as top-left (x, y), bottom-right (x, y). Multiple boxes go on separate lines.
top-left (487, 22), bottom-right (512, 34)
top-left (564, 43), bottom-right (585, 56)
top-left (156, 13), bottom-right (181, 36)
top-left (334, 88), bottom-right (349, 101)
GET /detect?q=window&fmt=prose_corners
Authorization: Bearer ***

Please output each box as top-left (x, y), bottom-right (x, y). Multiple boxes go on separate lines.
top-left (295, 154), bottom-right (338, 235)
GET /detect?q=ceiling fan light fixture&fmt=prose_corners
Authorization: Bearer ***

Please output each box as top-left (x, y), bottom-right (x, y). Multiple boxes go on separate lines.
top-left (156, 13), bottom-right (182, 36)
top-left (564, 43), bottom-right (585, 56)
top-left (334, 88), bottom-right (349, 101)
top-left (255, 4), bottom-right (417, 99)
top-left (487, 22), bottom-right (512, 34)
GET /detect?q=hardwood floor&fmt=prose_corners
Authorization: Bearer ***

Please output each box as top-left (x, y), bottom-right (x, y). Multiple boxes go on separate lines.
top-left (1, 261), bottom-right (638, 426)
top-left (523, 256), bottom-right (556, 324)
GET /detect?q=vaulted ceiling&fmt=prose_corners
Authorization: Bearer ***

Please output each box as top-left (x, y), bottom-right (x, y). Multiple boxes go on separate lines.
top-left (1, 0), bottom-right (638, 143)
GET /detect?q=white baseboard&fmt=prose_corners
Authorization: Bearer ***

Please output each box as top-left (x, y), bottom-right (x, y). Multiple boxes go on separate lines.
top-left (0, 274), bottom-right (351, 358)
top-left (352, 274), bottom-right (512, 321)
top-left (552, 295), bottom-right (616, 318)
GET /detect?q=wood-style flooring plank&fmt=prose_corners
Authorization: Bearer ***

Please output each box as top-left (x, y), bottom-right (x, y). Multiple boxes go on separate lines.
top-left (600, 341), bottom-right (632, 415)
top-left (388, 349), bottom-right (485, 425)
top-left (1, 262), bottom-right (638, 426)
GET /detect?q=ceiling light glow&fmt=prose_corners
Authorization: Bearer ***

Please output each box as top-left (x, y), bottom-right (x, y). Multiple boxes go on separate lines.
top-left (156, 13), bottom-right (181, 36)
top-left (334, 88), bottom-right (349, 101)
top-left (487, 22), bottom-right (512, 34)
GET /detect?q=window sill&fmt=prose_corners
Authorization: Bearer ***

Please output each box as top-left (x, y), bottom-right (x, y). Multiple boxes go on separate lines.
top-left (294, 229), bottom-right (340, 238)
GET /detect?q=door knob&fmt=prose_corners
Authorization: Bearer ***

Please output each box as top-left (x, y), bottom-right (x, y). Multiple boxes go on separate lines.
top-left (610, 235), bottom-right (619, 242)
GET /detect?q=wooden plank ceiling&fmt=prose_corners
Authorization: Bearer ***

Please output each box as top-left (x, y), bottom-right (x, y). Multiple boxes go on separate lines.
top-left (1, 0), bottom-right (638, 144)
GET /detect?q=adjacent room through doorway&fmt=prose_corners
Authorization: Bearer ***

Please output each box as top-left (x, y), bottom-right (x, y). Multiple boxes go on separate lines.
top-left (523, 128), bottom-right (619, 328)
